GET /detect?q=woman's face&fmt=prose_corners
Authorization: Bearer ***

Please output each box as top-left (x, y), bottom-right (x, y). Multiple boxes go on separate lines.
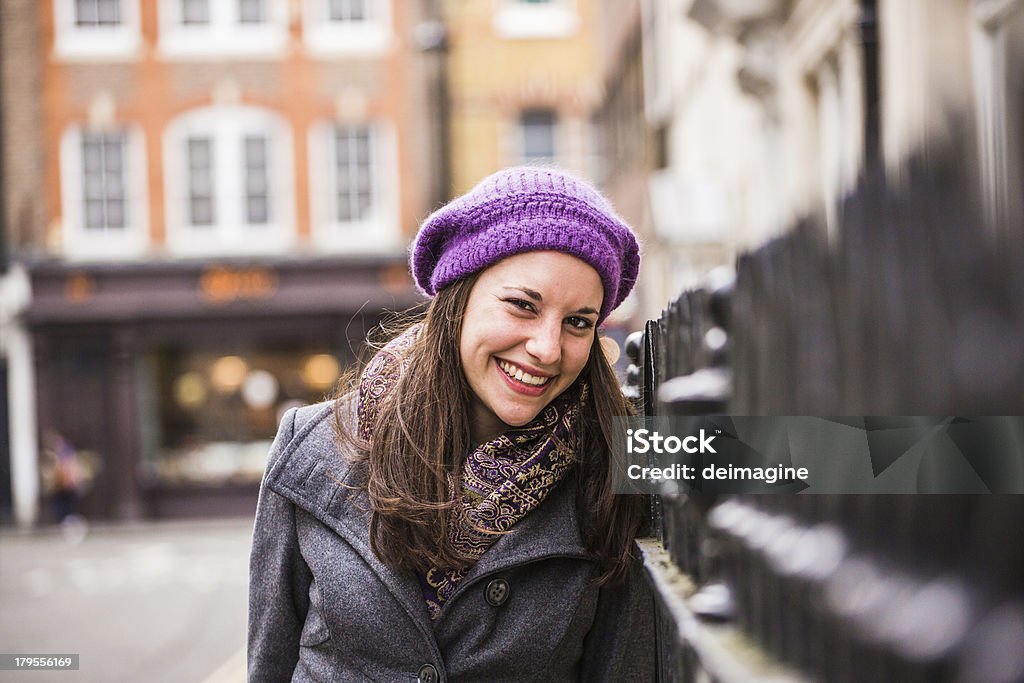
top-left (459, 250), bottom-right (603, 443)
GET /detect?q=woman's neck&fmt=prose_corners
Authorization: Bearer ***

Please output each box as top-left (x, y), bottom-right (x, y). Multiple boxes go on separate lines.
top-left (468, 411), bottom-right (508, 446)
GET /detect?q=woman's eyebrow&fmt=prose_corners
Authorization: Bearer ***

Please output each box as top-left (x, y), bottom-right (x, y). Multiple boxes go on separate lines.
top-left (503, 286), bottom-right (543, 301)
top-left (503, 286), bottom-right (599, 316)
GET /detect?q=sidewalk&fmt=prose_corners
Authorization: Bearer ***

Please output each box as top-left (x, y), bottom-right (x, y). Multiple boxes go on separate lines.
top-left (0, 517), bottom-right (253, 682)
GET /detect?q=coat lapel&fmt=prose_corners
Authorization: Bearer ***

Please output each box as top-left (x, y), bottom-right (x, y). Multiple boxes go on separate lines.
top-left (469, 474), bottom-right (590, 576)
top-left (443, 474), bottom-right (592, 611)
top-left (265, 415), bottom-right (437, 645)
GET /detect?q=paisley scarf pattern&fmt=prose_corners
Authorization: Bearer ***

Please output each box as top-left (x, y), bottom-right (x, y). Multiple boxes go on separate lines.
top-left (357, 324), bottom-right (584, 620)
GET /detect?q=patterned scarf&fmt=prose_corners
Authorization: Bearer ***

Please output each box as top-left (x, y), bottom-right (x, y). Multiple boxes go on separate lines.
top-left (357, 324), bottom-right (585, 620)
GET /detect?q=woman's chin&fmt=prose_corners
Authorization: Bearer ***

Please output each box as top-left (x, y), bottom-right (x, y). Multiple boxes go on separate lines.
top-left (495, 406), bottom-right (544, 428)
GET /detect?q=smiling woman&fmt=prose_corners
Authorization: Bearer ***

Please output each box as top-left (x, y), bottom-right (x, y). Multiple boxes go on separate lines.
top-left (460, 251), bottom-right (603, 441)
top-left (248, 167), bottom-right (654, 682)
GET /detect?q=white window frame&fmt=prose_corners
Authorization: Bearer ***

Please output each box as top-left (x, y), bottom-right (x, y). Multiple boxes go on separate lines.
top-left (157, 0), bottom-right (289, 59)
top-left (59, 124), bottom-right (149, 260)
top-left (52, 0), bottom-right (141, 60)
top-left (302, 0), bottom-right (393, 56)
top-left (164, 106), bottom-right (295, 256)
top-left (492, 0), bottom-right (580, 40)
top-left (308, 120), bottom-right (399, 253)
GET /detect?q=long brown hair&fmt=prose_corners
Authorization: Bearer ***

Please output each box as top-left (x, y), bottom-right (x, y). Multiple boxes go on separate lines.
top-left (335, 275), bottom-right (648, 582)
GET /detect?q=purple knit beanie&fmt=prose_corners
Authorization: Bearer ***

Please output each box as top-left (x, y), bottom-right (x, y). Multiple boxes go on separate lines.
top-left (411, 166), bottom-right (640, 323)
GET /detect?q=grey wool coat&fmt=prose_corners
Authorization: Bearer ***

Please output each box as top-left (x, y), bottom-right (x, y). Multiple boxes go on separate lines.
top-left (248, 400), bottom-right (656, 682)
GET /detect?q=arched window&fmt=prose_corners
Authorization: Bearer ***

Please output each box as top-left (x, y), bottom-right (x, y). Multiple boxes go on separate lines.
top-left (164, 105), bottom-right (295, 255)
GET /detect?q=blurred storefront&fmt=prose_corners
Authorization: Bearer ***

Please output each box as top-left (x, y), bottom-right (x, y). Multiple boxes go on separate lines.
top-left (28, 257), bottom-right (421, 520)
top-left (0, 0), bottom-right (443, 525)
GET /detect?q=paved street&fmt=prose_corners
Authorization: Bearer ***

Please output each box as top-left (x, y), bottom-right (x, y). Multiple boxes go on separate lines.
top-left (0, 518), bottom-right (253, 683)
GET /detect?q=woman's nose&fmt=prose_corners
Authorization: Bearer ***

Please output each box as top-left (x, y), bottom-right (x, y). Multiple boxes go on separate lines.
top-left (525, 321), bottom-right (562, 366)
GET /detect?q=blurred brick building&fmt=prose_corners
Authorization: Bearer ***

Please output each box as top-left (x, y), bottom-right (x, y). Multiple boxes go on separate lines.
top-left (1, 0), bottom-right (443, 523)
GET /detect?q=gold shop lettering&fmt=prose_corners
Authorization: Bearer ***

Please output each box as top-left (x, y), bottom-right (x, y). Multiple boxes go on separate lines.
top-left (199, 267), bottom-right (278, 303)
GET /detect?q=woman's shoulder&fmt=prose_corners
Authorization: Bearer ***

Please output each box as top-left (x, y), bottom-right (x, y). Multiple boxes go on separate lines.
top-left (260, 396), bottom-right (369, 530)
top-left (268, 396), bottom-right (359, 475)
top-left (291, 396), bottom-right (354, 435)
top-left (289, 400), bottom-right (334, 432)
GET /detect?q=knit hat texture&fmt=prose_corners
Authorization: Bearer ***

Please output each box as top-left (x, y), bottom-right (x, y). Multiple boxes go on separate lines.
top-left (411, 166), bottom-right (640, 323)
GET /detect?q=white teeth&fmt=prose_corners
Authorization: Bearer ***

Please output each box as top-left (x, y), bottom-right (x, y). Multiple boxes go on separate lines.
top-left (499, 360), bottom-right (550, 386)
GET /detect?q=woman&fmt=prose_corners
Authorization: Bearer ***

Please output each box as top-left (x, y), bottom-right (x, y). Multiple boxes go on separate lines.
top-left (248, 167), bottom-right (654, 682)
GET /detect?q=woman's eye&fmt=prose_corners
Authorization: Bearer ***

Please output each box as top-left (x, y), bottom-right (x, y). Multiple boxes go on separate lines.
top-left (505, 298), bottom-right (536, 312)
top-left (566, 316), bottom-right (595, 330)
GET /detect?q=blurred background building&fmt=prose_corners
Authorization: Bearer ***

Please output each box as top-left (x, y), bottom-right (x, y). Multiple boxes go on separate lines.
top-left (0, 0), bottom-right (441, 524)
top-left (597, 0), bottom-right (1022, 314)
top-left (1, 0), bottom-right (1021, 526)
top-left (444, 0), bottom-right (600, 190)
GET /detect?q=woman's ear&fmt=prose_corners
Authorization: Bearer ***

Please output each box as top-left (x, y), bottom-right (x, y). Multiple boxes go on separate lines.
top-left (599, 335), bottom-right (621, 365)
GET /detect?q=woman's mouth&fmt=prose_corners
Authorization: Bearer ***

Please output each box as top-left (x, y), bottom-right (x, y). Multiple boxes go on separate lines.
top-left (497, 360), bottom-right (552, 388)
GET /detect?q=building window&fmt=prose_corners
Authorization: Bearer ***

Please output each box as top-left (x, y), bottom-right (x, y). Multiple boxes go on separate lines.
top-left (520, 109), bottom-right (558, 164)
top-left (328, 0), bottom-right (369, 21)
top-left (81, 131), bottom-right (128, 230)
top-left (303, 0), bottom-right (392, 55)
top-left (158, 0), bottom-right (287, 57)
top-left (332, 126), bottom-right (375, 223)
top-left (60, 125), bottom-right (148, 259)
top-left (186, 137), bottom-right (216, 226)
top-left (181, 0), bottom-right (210, 25)
top-left (239, 0), bottom-right (266, 23)
top-left (309, 121), bottom-right (398, 252)
top-left (164, 106), bottom-right (294, 255)
top-left (53, 0), bottom-right (141, 59)
top-left (74, 0), bottom-right (121, 26)
top-left (493, 0), bottom-right (579, 40)
top-left (244, 135), bottom-right (271, 224)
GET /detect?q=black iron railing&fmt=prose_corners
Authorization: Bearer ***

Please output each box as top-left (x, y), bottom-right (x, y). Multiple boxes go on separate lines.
top-left (627, 153), bottom-right (1024, 682)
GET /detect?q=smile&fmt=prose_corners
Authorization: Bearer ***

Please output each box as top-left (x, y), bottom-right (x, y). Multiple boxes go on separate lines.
top-left (497, 360), bottom-right (552, 387)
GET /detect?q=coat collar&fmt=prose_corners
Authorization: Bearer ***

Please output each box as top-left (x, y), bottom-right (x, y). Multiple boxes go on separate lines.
top-left (265, 401), bottom-right (591, 635)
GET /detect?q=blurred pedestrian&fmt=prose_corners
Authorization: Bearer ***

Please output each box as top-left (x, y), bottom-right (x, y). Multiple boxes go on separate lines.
top-left (248, 167), bottom-right (654, 681)
top-left (41, 429), bottom-right (90, 541)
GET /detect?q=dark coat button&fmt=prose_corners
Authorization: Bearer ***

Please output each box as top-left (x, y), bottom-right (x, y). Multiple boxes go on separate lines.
top-left (418, 663), bottom-right (439, 683)
top-left (485, 578), bottom-right (510, 606)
